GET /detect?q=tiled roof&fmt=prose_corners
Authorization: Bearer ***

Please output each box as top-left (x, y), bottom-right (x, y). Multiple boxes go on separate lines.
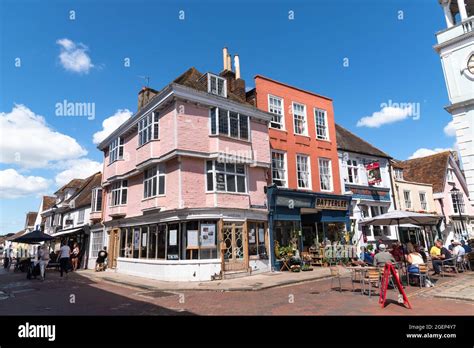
top-left (55, 178), bottom-right (86, 195)
top-left (335, 124), bottom-right (391, 159)
top-left (26, 212), bottom-right (37, 227)
top-left (172, 67), bottom-right (253, 106)
top-left (42, 196), bottom-right (56, 211)
top-left (69, 172), bottom-right (102, 208)
top-left (400, 151), bottom-right (451, 193)
top-left (7, 229), bottom-right (26, 241)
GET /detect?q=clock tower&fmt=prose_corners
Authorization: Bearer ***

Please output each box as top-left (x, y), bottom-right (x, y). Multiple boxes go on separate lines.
top-left (435, 0), bottom-right (474, 207)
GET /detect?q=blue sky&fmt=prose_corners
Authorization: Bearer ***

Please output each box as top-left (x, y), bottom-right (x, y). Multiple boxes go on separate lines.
top-left (0, 0), bottom-right (455, 233)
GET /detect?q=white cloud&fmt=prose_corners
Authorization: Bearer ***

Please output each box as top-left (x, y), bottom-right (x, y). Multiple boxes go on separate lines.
top-left (93, 109), bottom-right (132, 144)
top-left (357, 106), bottom-right (414, 128)
top-left (443, 120), bottom-right (456, 137)
top-left (56, 38), bottom-right (94, 74)
top-left (408, 147), bottom-right (452, 159)
top-left (0, 105), bottom-right (87, 168)
top-left (54, 158), bottom-right (102, 186)
top-left (0, 169), bottom-right (51, 199)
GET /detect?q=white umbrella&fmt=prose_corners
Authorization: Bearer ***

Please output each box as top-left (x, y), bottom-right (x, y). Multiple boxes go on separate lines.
top-left (359, 210), bottom-right (441, 227)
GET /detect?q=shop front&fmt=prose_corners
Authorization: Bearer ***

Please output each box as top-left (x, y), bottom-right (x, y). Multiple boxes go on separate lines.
top-left (52, 226), bottom-right (90, 269)
top-left (105, 208), bottom-right (270, 281)
top-left (267, 186), bottom-right (351, 269)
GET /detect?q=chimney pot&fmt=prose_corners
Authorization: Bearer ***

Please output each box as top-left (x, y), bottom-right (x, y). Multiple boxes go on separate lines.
top-left (223, 47), bottom-right (228, 71)
top-left (234, 55), bottom-right (241, 79)
top-left (227, 53), bottom-right (232, 72)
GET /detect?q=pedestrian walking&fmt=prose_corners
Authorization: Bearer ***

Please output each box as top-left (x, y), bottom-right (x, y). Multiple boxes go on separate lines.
top-left (38, 244), bottom-right (50, 281)
top-left (58, 241), bottom-right (71, 278)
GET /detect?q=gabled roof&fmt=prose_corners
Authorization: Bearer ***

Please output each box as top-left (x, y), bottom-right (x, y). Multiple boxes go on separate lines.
top-left (55, 178), bottom-right (86, 195)
top-left (42, 196), bottom-right (56, 211)
top-left (68, 172), bottom-right (102, 209)
top-left (335, 124), bottom-right (391, 159)
top-left (400, 151), bottom-right (451, 193)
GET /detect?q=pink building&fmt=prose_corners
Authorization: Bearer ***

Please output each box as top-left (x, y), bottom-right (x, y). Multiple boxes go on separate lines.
top-left (401, 151), bottom-right (474, 245)
top-left (97, 50), bottom-right (273, 281)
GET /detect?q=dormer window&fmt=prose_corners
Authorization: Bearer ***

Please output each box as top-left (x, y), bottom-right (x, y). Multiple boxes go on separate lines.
top-left (446, 168), bottom-right (455, 182)
top-left (207, 73), bottom-right (227, 97)
top-left (109, 137), bottom-right (124, 164)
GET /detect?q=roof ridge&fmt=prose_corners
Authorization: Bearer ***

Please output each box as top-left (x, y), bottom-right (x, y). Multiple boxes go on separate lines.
top-left (335, 123), bottom-right (391, 158)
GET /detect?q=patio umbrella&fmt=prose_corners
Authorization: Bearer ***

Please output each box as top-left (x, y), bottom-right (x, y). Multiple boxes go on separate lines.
top-left (11, 229), bottom-right (54, 244)
top-left (359, 210), bottom-right (441, 284)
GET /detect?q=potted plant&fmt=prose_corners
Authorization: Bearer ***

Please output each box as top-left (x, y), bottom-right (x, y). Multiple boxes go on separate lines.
top-left (301, 264), bottom-right (313, 271)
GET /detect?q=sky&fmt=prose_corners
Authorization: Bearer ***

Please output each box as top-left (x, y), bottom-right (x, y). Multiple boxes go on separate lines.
top-left (0, 0), bottom-right (457, 234)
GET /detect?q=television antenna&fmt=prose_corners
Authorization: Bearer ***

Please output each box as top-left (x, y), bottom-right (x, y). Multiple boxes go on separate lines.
top-left (137, 75), bottom-right (150, 87)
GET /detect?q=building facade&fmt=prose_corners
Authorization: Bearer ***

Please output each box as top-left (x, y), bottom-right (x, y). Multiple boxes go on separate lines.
top-left (98, 50), bottom-right (273, 281)
top-left (435, 0), bottom-right (474, 207)
top-left (391, 160), bottom-right (439, 248)
top-left (335, 124), bottom-right (397, 248)
top-left (250, 76), bottom-right (351, 268)
top-left (401, 151), bottom-right (474, 243)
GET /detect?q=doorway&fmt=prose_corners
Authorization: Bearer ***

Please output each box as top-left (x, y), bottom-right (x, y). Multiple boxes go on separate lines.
top-left (108, 229), bottom-right (120, 269)
top-left (221, 221), bottom-right (247, 272)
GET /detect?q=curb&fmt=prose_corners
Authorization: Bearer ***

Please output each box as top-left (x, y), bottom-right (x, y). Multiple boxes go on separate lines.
top-left (80, 271), bottom-right (340, 293)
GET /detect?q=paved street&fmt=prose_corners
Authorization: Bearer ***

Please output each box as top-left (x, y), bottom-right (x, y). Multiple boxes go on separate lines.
top-left (0, 268), bottom-right (473, 316)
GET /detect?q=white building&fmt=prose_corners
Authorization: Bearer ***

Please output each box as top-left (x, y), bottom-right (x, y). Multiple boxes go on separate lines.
top-left (336, 125), bottom-right (398, 249)
top-left (435, 0), bottom-right (474, 207)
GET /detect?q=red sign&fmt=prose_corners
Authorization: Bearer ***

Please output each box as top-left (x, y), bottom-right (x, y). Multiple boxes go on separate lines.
top-left (366, 161), bottom-right (381, 185)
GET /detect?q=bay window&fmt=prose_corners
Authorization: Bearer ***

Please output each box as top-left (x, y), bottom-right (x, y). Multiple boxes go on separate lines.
top-left (109, 180), bottom-right (128, 206)
top-left (143, 164), bottom-right (166, 198)
top-left (109, 137), bottom-right (124, 164)
top-left (138, 111), bottom-right (159, 146)
top-left (210, 107), bottom-right (249, 140)
top-left (91, 187), bottom-right (103, 212)
top-left (206, 160), bottom-right (246, 193)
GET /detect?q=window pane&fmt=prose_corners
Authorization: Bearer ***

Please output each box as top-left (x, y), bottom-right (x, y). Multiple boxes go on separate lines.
top-left (226, 174), bottom-right (236, 192)
top-left (149, 225), bottom-right (157, 259)
top-left (207, 172), bottom-right (214, 191)
top-left (236, 164), bottom-right (245, 174)
top-left (216, 173), bottom-right (226, 191)
top-left (140, 227), bottom-right (148, 259)
top-left (239, 115), bottom-right (249, 140)
top-left (157, 224), bottom-right (166, 259)
top-left (158, 176), bottom-right (165, 195)
top-left (218, 109), bottom-right (228, 134)
top-left (237, 176), bottom-right (246, 192)
top-left (210, 108), bottom-right (217, 134)
top-left (226, 163), bottom-right (236, 173)
top-left (229, 112), bottom-right (239, 138)
top-left (206, 160), bottom-right (213, 171)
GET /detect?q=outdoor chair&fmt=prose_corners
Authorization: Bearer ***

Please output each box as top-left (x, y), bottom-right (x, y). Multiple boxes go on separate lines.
top-left (329, 266), bottom-right (342, 292)
top-left (407, 264), bottom-right (430, 288)
top-left (463, 254), bottom-right (472, 271)
top-left (440, 258), bottom-right (458, 277)
top-left (362, 268), bottom-right (380, 298)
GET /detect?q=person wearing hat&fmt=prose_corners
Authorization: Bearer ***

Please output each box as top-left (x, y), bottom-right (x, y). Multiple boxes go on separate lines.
top-left (373, 244), bottom-right (396, 267)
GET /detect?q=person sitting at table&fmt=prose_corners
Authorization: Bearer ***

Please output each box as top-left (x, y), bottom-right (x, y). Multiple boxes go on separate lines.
top-left (360, 246), bottom-right (373, 265)
top-left (373, 244), bottom-right (396, 267)
top-left (452, 241), bottom-right (465, 263)
top-left (406, 244), bottom-right (424, 274)
top-left (431, 239), bottom-right (453, 275)
top-left (390, 242), bottom-right (404, 262)
top-left (461, 240), bottom-right (472, 253)
top-left (416, 245), bottom-right (428, 263)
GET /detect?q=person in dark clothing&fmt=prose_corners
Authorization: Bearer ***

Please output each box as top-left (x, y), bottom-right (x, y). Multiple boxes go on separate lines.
top-left (58, 241), bottom-right (71, 278)
top-left (432, 239), bottom-right (453, 275)
top-left (95, 247), bottom-right (108, 272)
top-left (461, 240), bottom-right (472, 253)
top-left (448, 239), bottom-right (455, 251)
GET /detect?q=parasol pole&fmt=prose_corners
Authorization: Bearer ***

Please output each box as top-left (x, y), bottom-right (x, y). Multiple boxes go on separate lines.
top-left (399, 218), bottom-right (408, 286)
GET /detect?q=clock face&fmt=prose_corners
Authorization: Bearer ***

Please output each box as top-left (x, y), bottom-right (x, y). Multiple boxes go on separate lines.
top-left (468, 54), bottom-right (474, 75)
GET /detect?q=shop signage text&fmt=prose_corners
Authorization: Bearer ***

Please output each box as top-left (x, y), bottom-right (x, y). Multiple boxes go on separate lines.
top-left (316, 198), bottom-right (349, 211)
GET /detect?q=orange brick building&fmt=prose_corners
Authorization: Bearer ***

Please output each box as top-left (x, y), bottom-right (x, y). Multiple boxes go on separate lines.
top-left (248, 76), bottom-right (351, 267)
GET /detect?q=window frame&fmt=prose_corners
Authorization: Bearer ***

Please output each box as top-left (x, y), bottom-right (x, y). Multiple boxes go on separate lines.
top-left (296, 154), bottom-right (312, 189)
top-left (446, 168), bottom-right (455, 182)
top-left (451, 191), bottom-right (465, 214)
top-left (314, 108), bottom-right (329, 140)
top-left (419, 191), bottom-right (428, 211)
top-left (143, 164), bottom-right (166, 199)
top-left (91, 187), bottom-right (103, 212)
top-left (271, 150), bottom-right (287, 188)
top-left (209, 107), bottom-right (250, 141)
top-left (207, 73), bottom-right (227, 98)
top-left (268, 94), bottom-right (285, 130)
top-left (403, 190), bottom-right (412, 209)
top-left (319, 158), bottom-right (333, 192)
top-left (109, 137), bottom-right (124, 164)
top-left (346, 159), bottom-right (359, 184)
top-left (77, 209), bottom-right (85, 224)
top-left (138, 111), bottom-right (159, 147)
top-left (109, 180), bottom-right (128, 207)
top-left (292, 102), bottom-right (308, 136)
top-left (394, 168), bottom-right (404, 181)
top-left (206, 160), bottom-right (247, 194)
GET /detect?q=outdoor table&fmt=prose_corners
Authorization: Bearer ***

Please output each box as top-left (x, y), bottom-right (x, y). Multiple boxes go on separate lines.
top-left (345, 266), bottom-right (377, 293)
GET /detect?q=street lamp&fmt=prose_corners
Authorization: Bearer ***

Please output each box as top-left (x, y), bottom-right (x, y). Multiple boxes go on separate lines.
top-left (450, 185), bottom-right (466, 240)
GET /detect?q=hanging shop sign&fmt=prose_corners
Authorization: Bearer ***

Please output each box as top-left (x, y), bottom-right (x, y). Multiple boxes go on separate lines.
top-left (200, 224), bottom-right (216, 247)
top-left (315, 198), bottom-right (349, 211)
top-left (366, 161), bottom-right (382, 185)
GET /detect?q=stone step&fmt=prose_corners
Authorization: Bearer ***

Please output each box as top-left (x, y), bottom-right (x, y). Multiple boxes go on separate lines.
top-left (223, 269), bottom-right (251, 280)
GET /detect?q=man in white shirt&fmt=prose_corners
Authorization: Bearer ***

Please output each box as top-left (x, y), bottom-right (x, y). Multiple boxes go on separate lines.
top-left (58, 241), bottom-right (71, 278)
top-left (452, 241), bottom-right (466, 263)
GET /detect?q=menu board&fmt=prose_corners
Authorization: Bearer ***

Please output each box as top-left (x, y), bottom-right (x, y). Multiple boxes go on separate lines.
top-left (200, 224), bottom-right (216, 247)
top-left (169, 229), bottom-right (177, 246)
top-left (187, 230), bottom-right (199, 248)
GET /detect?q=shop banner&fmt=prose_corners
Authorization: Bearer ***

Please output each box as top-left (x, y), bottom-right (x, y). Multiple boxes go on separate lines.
top-left (366, 161), bottom-right (381, 185)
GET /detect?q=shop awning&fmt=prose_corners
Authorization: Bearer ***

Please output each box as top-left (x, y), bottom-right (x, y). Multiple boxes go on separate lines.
top-left (52, 227), bottom-right (84, 238)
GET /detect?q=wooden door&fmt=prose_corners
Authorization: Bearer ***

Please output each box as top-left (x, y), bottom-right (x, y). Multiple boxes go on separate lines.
top-left (222, 222), bottom-right (247, 272)
top-left (108, 229), bottom-right (120, 269)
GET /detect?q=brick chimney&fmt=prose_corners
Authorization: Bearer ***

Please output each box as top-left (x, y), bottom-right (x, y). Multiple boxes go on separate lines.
top-left (138, 86), bottom-right (158, 111)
